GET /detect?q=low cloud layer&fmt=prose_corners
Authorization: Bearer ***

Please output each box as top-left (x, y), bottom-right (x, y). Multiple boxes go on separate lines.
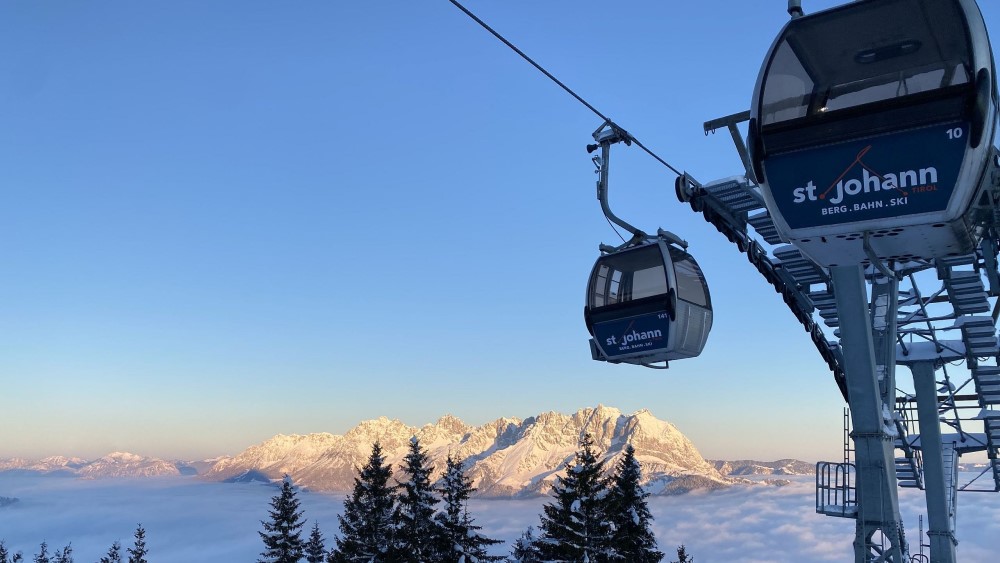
top-left (1, 474), bottom-right (997, 561)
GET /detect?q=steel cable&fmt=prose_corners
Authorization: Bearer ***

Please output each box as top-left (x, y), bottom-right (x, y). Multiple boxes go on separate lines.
top-left (447, 0), bottom-right (684, 176)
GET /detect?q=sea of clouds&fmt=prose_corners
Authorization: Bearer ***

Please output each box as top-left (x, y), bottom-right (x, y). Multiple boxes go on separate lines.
top-left (1, 474), bottom-right (998, 562)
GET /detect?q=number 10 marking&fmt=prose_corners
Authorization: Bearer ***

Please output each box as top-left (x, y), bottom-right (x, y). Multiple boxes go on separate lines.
top-left (947, 127), bottom-right (964, 140)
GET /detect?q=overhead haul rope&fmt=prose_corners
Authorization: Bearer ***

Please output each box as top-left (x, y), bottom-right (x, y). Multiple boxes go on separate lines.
top-left (448, 1), bottom-right (851, 380)
top-left (446, 0), bottom-right (684, 177)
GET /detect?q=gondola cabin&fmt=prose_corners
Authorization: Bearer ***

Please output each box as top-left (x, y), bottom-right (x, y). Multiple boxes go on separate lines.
top-left (748, 0), bottom-right (998, 266)
top-left (584, 239), bottom-right (712, 366)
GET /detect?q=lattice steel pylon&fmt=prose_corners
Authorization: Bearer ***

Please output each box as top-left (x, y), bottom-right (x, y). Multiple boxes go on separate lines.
top-left (682, 110), bottom-right (1000, 563)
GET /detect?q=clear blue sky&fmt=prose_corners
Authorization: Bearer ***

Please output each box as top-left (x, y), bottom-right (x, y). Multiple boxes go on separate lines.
top-left (3, 1), bottom-right (999, 462)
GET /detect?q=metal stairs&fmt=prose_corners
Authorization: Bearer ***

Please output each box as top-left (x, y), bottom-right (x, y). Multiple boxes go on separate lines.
top-left (972, 365), bottom-right (1000, 402)
top-left (894, 410), bottom-right (923, 489)
top-left (747, 210), bottom-right (783, 245)
top-left (773, 245), bottom-right (828, 287)
top-left (957, 316), bottom-right (1000, 358)
top-left (809, 290), bottom-right (839, 328)
top-left (894, 454), bottom-right (922, 488)
top-left (943, 270), bottom-right (991, 315)
top-left (690, 177), bottom-right (847, 398)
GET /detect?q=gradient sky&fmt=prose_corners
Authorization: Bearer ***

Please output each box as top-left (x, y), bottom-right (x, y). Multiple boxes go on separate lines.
top-left (3, 0), bottom-right (999, 462)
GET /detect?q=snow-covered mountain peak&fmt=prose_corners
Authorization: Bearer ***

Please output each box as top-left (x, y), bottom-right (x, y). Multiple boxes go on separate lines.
top-left (428, 413), bottom-right (470, 434)
top-left (343, 416), bottom-right (415, 452)
top-left (37, 456), bottom-right (88, 469)
top-left (74, 452), bottom-right (182, 478)
top-left (575, 404), bottom-right (624, 423)
top-left (415, 414), bottom-right (472, 448)
top-left (101, 452), bottom-right (145, 463)
top-left (632, 408), bottom-right (656, 420)
top-left (206, 406), bottom-right (729, 496)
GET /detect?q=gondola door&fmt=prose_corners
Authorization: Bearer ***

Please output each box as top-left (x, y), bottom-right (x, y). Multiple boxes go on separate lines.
top-left (586, 242), bottom-right (676, 364)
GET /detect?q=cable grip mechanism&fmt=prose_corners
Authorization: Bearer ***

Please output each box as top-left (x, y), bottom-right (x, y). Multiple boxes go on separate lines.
top-left (589, 121), bottom-right (645, 247)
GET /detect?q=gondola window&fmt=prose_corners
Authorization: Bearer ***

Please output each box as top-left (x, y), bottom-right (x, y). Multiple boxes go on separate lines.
top-left (672, 253), bottom-right (709, 307)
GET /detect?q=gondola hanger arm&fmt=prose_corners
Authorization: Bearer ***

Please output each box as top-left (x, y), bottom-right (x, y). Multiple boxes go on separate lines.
top-left (592, 121), bottom-right (646, 244)
top-left (591, 121), bottom-right (688, 253)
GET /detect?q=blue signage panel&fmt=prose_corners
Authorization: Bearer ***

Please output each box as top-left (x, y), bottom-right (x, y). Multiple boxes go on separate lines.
top-left (592, 311), bottom-right (671, 359)
top-left (764, 121), bottom-right (968, 230)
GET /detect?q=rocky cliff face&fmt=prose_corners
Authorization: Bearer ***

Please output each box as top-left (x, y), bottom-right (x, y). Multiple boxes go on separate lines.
top-left (206, 405), bottom-right (729, 496)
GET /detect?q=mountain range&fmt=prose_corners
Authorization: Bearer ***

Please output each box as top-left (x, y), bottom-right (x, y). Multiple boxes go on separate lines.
top-left (0, 452), bottom-right (187, 478)
top-left (0, 406), bottom-right (812, 496)
top-left (710, 459), bottom-right (815, 476)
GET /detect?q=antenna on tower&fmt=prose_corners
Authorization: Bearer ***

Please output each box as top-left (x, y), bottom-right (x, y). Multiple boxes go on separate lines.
top-left (788, 0), bottom-right (803, 18)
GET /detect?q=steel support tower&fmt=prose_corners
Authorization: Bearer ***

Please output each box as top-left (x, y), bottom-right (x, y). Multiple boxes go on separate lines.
top-left (680, 110), bottom-right (1000, 563)
top-left (832, 266), bottom-right (908, 561)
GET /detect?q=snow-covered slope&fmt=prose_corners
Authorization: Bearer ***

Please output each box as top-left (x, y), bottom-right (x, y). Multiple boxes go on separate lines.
top-left (711, 459), bottom-right (814, 476)
top-left (77, 452), bottom-right (182, 478)
top-left (0, 453), bottom-right (187, 478)
top-left (0, 456), bottom-right (88, 474)
top-left (206, 405), bottom-right (729, 496)
top-left (177, 456), bottom-right (231, 476)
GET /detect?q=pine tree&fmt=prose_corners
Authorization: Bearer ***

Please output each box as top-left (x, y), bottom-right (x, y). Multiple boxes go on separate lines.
top-left (258, 476), bottom-right (306, 563)
top-left (304, 523), bottom-right (326, 563)
top-left (535, 434), bottom-right (613, 563)
top-left (98, 541), bottom-right (122, 563)
top-left (606, 445), bottom-right (663, 562)
top-left (0, 542), bottom-right (23, 563)
top-left (127, 524), bottom-right (148, 563)
top-left (509, 528), bottom-right (541, 563)
top-left (50, 545), bottom-right (71, 563)
top-left (435, 455), bottom-right (504, 563)
top-left (671, 545), bottom-right (693, 563)
top-left (0, 543), bottom-right (7, 563)
top-left (329, 442), bottom-right (397, 563)
top-left (391, 437), bottom-right (442, 562)
top-left (32, 542), bottom-right (48, 563)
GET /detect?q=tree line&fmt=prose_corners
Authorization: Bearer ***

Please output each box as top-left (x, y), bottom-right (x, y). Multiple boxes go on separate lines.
top-left (258, 434), bottom-right (692, 563)
top-left (0, 525), bottom-right (147, 563)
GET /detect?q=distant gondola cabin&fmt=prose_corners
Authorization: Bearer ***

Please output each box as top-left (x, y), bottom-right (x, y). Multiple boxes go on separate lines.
top-left (584, 239), bottom-right (712, 366)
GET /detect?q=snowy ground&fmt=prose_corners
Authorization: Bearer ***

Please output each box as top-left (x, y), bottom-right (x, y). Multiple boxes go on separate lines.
top-left (0, 474), bottom-right (998, 562)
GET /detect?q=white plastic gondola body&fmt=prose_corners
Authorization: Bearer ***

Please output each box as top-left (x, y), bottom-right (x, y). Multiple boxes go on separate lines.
top-left (584, 239), bottom-right (712, 365)
top-left (748, 0), bottom-right (998, 266)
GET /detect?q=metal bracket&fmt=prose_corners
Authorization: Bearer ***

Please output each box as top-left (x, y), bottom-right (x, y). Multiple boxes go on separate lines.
top-left (704, 110), bottom-right (757, 184)
top-left (864, 231), bottom-right (903, 281)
